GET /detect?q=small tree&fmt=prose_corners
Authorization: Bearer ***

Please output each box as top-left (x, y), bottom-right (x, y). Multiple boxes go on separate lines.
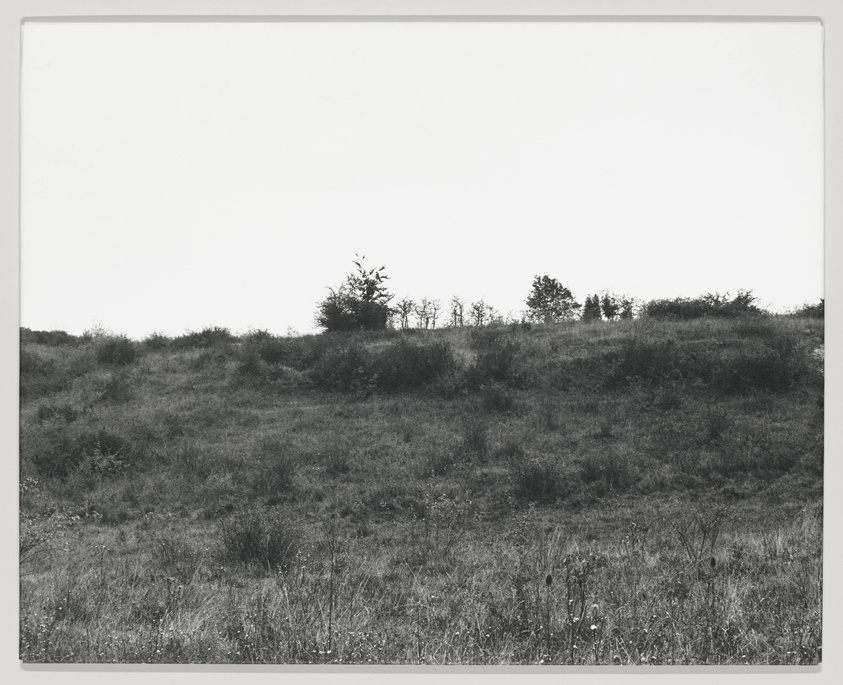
top-left (395, 297), bottom-right (415, 330)
top-left (525, 275), bottom-right (581, 323)
top-left (486, 304), bottom-right (503, 326)
top-left (430, 299), bottom-right (442, 329)
top-left (316, 256), bottom-right (394, 332)
top-left (449, 296), bottom-right (465, 327)
top-left (469, 300), bottom-right (488, 327)
top-left (600, 292), bottom-right (620, 321)
top-left (414, 298), bottom-right (433, 329)
top-left (618, 295), bottom-right (636, 320)
top-left (582, 294), bottom-right (602, 322)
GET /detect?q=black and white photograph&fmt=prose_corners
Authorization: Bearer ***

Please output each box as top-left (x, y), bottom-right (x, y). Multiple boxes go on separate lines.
top-left (13, 10), bottom-right (829, 671)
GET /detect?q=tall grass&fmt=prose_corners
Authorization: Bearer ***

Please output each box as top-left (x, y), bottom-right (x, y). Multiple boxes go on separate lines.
top-left (18, 316), bottom-right (823, 664)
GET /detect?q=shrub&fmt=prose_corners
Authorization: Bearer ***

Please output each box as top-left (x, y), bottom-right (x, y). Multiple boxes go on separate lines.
top-left (255, 334), bottom-right (331, 370)
top-left (251, 438), bottom-right (297, 499)
top-left (713, 341), bottom-right (800, 395)
top-left (35, 403), bottom-right (79, 423)
top-left (480, 382), bottom-right (517, 413)
top-left (643, 290), bottom-right (763, 320)
top-left (21, 328), bottom-right (79, 346)
top-left (143, 332), bottom-right (171, 350)
top-left (29, 428), bottom-right (127, 479)
top-left (513, 454), bottom-right (567, 503)
top-left (467, 329), bottom-right (522, 388)
top-left (792, 299), bottom-right (824, 318)
top-left (19, 352), bottom-right (73, 401)
top-left (703, 409), bottom-right (732, 444)
top-left (316, 257), bottom-right (394, 332)
top-left (28, 428), bottom-right (82, 478)
top-left (533, 398), bottom-right (561, 431)
top-left (153, 535), bottom-right (203, 584)
top-left (220, 510), bottom-right (298, 572)
top-left (171, 326), bottom-right (235, 350)
top-left (96, 335), bottom-right (137, 365)
top-left (653, 389), bottom-right (683, 411)
top-left (371, 339), bottom-right (457, 392)
top-left (424, 450), bottom-right (458, 477)
top-left (310, 344), bottom-right (374, 392)
top-left (579, 450), bottom-right (633, 494)
top-left (20, 349), bottom-right (40, 374)
top-left (99, 372), bottom-right (133, 403)
top-left (233, 346), bottom-right (266, 382)
top-left (191, 348), bottom-right (232, 371)
top-left (242, 330), bottom-right (311, 368)
top-left (460, 416), bottom-right (489, 459)
top-left (251, 335), bottom-right (291, 365)
top-left (605, 338), bottom-right (682, 387)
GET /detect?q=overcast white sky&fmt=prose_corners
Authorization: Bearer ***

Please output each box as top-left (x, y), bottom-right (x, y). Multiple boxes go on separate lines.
top-left (20, 21), bottom-right (823, 339)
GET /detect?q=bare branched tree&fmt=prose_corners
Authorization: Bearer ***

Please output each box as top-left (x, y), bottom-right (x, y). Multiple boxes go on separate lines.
top-left (414, 298), bottom-right (432, 329)
top-left (430, 299), bottom-right (442, 329)
top-left (469, 300), bottom-right (487, 327)
top-left (396, 297), bottom-right (415, 330)
top-left (449, 296), bottom-right (465, 327)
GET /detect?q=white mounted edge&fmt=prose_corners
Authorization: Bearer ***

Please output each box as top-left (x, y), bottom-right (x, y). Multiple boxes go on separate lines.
top-left (1, 2), bottom-right (840, 685)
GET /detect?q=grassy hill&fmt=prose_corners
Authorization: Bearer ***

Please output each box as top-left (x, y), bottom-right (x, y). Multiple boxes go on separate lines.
top-left (19, 314), bottom-right (823, 664)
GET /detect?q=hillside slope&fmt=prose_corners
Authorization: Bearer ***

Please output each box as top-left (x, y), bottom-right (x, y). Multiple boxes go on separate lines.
top-left (19, 316), bottom-right (823, 664)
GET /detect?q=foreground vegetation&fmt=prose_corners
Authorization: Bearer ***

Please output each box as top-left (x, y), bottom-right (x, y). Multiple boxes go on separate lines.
top-left (19, 314), bottom-right (823, 664)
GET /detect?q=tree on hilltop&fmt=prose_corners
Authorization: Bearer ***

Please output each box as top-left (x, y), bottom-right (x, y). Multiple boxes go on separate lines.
top-left (525, 275), bottom-right (581, 323)
top-left (582, 294), bottom-right (602, 322)
top-left (316, 256), bottom-right (394, 332)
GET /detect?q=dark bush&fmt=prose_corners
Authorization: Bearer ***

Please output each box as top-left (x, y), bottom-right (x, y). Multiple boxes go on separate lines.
top-left (578, 451), bottom-right (633, 494)
top-left (792, 299), bottom-right (824, 318)
top-left (513, 455), bottom-right (567, 503)
top-left (310, 344), bottom-right (373, 392)
top-left (480, 382), bottom-right (517, 413)
top-left (643, 290), bottom-right (763, 320)
top-left (171, 326), bottom-right (235, 350)
top-left (29, 428), bottom-right (127, 479)
top-left (35, 403), bottom-right (80, 423)
top-left (250, 438), bottom-right (297, 500)
top-left (29, 428), bottom-right (82, 478)
top-left (244, 332), bottom-right (332, 370)
top-left (424, 450), bottom-right (458, 477)
top-left (99, 372), bottom-right (133, 403)
top-left (253, 336), bottom-right (291, 365)
top-left (220, 510), bottom-right (298, 573)
top-left (19, 352), bottom-right (72, 401)
top-left (605, 338), bottom-right (682, 387)
top-left (713, 342), bottom-right (800, 395)
top-left (142, 332), bottom-right (171, 350)
top-left (466, 329), bottom-right (522, 388)
top-left (96, 336), bottom-right (137, 365)
top-left (20, 350), bottom-right (40, 375)
top-left (21, 328), bottom-right (79, 346)
top-left (191, 348), bottom-right (233, 372)
top-left (234, 346), bottom-right (265, 380)
top-left (370, 339), bottom-right (457, 392)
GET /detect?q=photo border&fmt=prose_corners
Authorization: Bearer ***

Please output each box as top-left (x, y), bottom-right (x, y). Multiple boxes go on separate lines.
top-left (3, 2), bottom-right (840, 684)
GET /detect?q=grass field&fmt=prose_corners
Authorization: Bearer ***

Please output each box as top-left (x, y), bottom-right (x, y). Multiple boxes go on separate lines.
top-left (18, 314), bottom-right (823, 664)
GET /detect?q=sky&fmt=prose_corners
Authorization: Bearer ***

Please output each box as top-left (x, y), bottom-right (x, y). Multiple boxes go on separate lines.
top-left (20, 20), bottom-right (824, 339)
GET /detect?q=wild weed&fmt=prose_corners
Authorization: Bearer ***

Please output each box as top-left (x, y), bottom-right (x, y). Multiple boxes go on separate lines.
top-left (480, 382), bottom-right (517, 413)
top-left (219, 510), bottom-right (298, 573)
top-left (513, 454), bottom-right (567, 503)
top-left (578, 449), bottom-right (632, 494)
top-left (460, 416), bottom-right (488, 460)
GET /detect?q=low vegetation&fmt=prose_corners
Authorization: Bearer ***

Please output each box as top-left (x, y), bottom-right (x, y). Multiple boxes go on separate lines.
top-left (19, 312), bottom-right (823, 664)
